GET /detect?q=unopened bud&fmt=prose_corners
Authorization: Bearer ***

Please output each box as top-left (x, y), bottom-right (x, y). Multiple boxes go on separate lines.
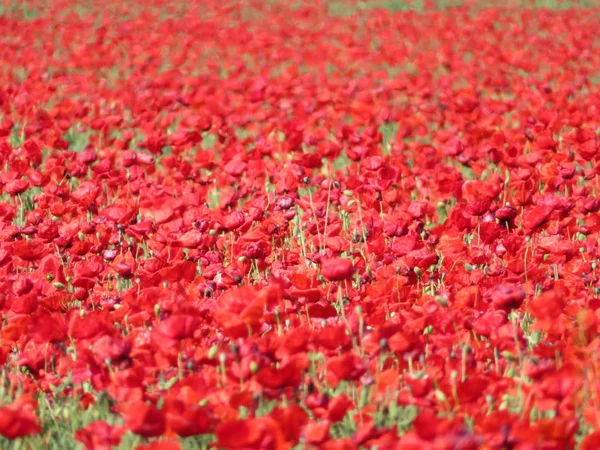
top-left (434, 390), bottom-right (447, 403)
top-left (435, 295), bottom-right (448, 307)
top-left (249, 361), bottom-right (258, 374)
top-left (207, 345), bottom-right (218, 359)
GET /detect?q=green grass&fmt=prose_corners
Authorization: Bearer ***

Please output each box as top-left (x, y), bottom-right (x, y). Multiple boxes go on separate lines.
top-left (0, 1), bottom-right (45, 20)
top-left (327, 0), bottom-right (597, 15)
top-left (328, 0), bottom-right (425, 16)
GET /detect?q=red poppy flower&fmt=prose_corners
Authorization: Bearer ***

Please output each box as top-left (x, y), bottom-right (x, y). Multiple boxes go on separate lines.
top-left (320, 258), bottom-right (355, 282)
top-left (1, 2), bottom-right (600, 447)
top-left (581, 431), bottom-right (600, 450)
top-left (305, 420), bottom-right (331, 445)
top-left (135, 440), bottom-right (181, 450)
top-left (0, 395), bottom-right (41, 439)
top-left (75, 421), bottom-right (125, 450)
top-left (122, 402), bottom-right (166, 438)
top-left (490, 283), bottom-right (526, 311)
top-left (326, 353), bottom-right (366, 388)
top-left (216, 417), bottom-right (286, 450)
top-left (163, 399), bottom-right (211, 438)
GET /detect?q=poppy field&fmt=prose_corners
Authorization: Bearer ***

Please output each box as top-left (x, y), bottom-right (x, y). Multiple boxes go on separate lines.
top-left (3, 0), bottom-right (600, 448)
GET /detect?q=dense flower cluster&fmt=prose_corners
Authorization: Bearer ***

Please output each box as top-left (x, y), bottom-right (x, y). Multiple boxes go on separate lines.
top-left (1, 0), bottom-right (600, 448)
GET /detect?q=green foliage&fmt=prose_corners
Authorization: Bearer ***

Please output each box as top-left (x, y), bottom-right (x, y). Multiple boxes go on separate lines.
top-left (0, 1), bottom-right (43, 20)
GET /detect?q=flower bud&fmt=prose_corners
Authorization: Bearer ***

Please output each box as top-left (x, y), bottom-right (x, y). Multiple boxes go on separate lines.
top-left (208, 345), bottom-right (218, 359)
top-left (249, 361), bottom-right (258, 374)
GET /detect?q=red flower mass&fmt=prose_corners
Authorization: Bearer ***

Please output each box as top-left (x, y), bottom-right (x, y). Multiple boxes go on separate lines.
top-left (0, 0), bottom-right (599, 448)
